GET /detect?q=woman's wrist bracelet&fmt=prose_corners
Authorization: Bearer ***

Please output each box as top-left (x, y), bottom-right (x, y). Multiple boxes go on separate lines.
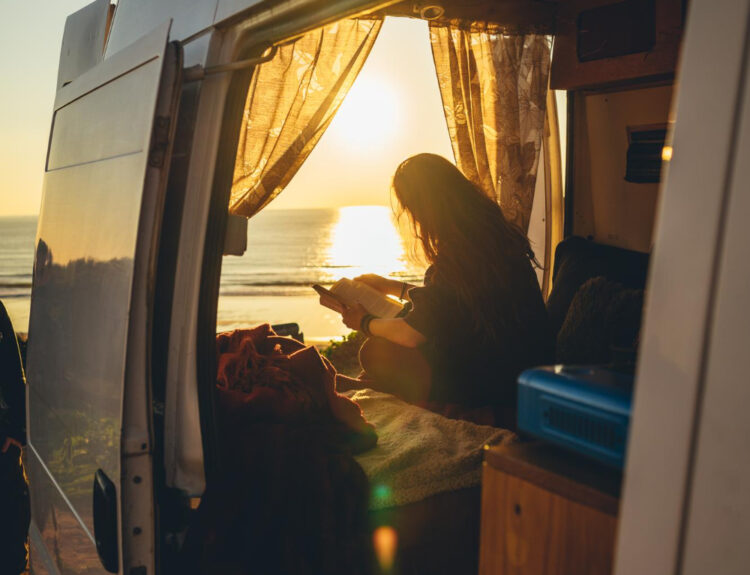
top-left (360, 313), bottom-right (376, 337)
top-left (399, 282), bottom-right (407, 299)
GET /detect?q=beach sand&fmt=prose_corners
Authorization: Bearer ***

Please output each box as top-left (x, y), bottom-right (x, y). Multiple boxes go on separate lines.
top-left (9, 294), bottom-right (352, 348)
top-left (218, 293), bottom-right (351, 347)
top-left (4, 299), bottom-right (30, 334)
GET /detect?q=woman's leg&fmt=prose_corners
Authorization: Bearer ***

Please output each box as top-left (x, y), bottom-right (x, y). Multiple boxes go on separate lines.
top-left (357, 337), bottom-right (432, 403)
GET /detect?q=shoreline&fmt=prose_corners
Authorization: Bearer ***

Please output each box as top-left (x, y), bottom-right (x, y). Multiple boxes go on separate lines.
top-left (8, 294), bottom-right (352, 348)
top-left (218, 293), bottom-right (353, 348)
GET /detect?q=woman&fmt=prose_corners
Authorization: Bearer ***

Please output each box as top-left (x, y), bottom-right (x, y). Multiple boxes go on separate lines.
top-left (339, 154), bottom-right (554, 428)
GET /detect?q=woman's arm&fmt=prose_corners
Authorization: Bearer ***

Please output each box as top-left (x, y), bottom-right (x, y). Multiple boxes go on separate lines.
top-left (341, 304), bottom-right (426, 348)
top-left (368, 317), bottom-right (426, 348)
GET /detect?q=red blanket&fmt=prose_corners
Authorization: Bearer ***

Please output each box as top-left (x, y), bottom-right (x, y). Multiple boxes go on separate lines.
top-left (181, 325), bottom-right (377, 574)
top-left (215, 324), bottom-right (377, 452)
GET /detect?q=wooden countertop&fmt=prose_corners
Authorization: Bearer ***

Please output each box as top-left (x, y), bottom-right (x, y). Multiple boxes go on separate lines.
top-left (484, 441), bottom-right (623, 516)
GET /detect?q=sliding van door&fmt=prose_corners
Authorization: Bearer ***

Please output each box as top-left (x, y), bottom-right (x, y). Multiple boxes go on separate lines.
top-left (26, 21), bottom-right (181, 575)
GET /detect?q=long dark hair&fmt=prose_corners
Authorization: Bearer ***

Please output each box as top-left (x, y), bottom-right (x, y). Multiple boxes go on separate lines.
top-left (392, 153), bottom-right (537, 338)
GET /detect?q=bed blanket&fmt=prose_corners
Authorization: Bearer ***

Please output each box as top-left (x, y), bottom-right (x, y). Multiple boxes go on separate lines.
top-left (216, 324), bottom-right (377, 452)
top-left (181, 326), bottom-right (377, 575)
top-left (347, 389), bottom-right (515, 509)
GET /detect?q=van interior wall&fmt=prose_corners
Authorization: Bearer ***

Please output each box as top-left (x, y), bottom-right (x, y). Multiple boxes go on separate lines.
top-left (571, 84), bottom-right (673, 252)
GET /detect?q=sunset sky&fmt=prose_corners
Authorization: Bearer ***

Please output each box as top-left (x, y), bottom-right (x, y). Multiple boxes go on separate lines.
top-left (275, 16), bottom-right (454, 209)
top-left (0, 2), bottom-right (453, 216)
top-left (0, 1), bottom-right (91, 216)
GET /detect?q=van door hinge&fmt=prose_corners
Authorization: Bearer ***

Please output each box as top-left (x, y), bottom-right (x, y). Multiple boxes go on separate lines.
top-left (148, 116), bottom-right (171, 168)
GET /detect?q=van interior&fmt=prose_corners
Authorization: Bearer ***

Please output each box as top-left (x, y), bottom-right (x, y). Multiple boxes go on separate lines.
top-left (24, 0), bottom-right (694, 574)
top-left (154, 1), bottom-right (682, 573)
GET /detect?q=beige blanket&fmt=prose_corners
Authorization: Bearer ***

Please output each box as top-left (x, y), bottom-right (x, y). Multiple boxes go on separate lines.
top-left (346, 389), bottom-right (515, 510)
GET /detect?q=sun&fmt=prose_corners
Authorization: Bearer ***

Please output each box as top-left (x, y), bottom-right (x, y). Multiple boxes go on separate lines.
top-left (327, 205), bottom-right (408, 279)
top-left (329, 75), bottom-right (400, 151)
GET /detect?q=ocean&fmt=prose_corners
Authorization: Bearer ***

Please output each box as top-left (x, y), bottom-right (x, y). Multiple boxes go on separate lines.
top-left (0, 207), bottom-right (425, 345)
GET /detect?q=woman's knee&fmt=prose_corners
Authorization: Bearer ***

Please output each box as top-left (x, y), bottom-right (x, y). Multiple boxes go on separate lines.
top-left (358, 337), bottom-right (391, 373)
top-left (357, 337), bottom-right (432, 402)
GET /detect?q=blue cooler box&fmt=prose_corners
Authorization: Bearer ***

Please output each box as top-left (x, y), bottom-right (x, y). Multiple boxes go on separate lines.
top-left (517, 366), bottom-right (634, 469)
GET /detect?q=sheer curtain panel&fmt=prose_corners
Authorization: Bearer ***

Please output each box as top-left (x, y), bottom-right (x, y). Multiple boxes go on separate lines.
top-left (230, 19), bottom-right (382, 217)
top-left (430, 25), bottom-right (550, 232)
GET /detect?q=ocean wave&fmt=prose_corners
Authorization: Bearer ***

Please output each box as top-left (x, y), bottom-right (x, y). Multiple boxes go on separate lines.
top-left (219, 286), bottom-right (316, 297)
top-left (220, 279), bottom-right (331, 288)
top-left (219, 274), bottom-right (424, 289)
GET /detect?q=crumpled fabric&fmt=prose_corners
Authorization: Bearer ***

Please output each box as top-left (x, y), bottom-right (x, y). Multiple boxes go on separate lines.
top-left (215, 324), bottom-right (377, 452)
top-left (181, 325), bottom-right (376, 575)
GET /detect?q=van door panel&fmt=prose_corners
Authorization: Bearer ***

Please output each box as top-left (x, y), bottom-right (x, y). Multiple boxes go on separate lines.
top-left (48, 62), bottom-right (161, 170)
top-left (105, 0), bottom-right (218, 58)
top-left (27, 453), bottom-right (102, 575)
top-left (56, 0), bottom-right (112, 91)
top-left (614, 0), bottom-right (750, 572)
top-left (27, 21), bottom-right (175, 574)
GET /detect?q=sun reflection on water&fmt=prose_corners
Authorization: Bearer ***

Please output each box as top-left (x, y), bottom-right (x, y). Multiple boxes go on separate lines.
top-left (326, 205), bottom-right (418, 280)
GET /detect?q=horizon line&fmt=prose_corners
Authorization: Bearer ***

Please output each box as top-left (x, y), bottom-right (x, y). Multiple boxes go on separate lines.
top-left (0, 203), bottom-right (393, 218)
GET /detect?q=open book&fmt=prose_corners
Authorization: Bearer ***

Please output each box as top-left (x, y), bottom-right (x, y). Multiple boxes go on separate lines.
top-left (313, 278), bottom-right (404, 319)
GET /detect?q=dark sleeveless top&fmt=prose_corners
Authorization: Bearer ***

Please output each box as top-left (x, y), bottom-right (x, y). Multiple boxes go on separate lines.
top-left (403, 257), bottom-right (554, 412)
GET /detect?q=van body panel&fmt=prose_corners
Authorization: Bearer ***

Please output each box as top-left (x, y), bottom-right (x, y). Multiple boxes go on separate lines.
top-left (26, 450), bottom-right (98, 575)
top-left (161, 30), bottom-right (231, 494)
top-left (119, 37), bottom-right (184, 575)
top-left (28, 523), bottom-right (57, 575)
top-left (48, 63), bottom-right (162, 171)
top-left (106, 0), bottom-right (391, 68)
top-left (105, 0), bottom-right (219, 58)
top-left (27, 21), bottom-right (175, 574)
top-left (56, 0), bottom-right (111, 91)
top-left (679, 26), bottom-right (750, 574)
top-left (614, 0), bottom-right (750, 573)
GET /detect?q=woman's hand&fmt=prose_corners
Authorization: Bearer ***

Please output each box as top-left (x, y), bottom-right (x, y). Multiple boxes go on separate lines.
top-left (341, 303), bottom-right (369, 331)
top-left (354, 274), bottom-right (394, 295)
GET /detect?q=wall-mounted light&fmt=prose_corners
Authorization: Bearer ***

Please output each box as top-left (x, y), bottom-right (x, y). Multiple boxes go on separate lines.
top-left (417, 4), bottom-right (445, 20)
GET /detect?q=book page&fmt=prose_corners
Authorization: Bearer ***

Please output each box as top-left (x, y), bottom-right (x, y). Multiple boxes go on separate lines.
top-left (329, 278), bottom-right (404, 318)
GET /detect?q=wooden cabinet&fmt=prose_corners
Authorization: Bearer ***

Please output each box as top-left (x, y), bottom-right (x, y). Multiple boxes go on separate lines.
top-left (479, 443), bottom-right (621, 575)
top-left (550, 0), bottom-right (684, 91)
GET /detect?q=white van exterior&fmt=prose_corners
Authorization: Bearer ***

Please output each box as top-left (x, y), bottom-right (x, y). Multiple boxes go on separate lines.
top-left (24, 0), bottom-right (750, 574)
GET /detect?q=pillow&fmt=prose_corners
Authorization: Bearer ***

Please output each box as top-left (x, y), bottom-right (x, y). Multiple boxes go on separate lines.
top-left (546, 236), bottom-right (650, 338)
top-left (556, 276), bottom-right (644, 365)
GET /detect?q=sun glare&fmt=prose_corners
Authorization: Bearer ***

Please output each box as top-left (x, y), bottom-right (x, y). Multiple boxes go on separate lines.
top-left (327, 205), bottom-right (408, 279)
top-left (329, 76), bottom-right (400, 151)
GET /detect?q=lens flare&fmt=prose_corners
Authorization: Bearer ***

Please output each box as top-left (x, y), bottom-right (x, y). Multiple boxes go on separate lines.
top-left (373, 483), bottom-right (392, 505)
top-left (373, 526), bottom-right (398, 571)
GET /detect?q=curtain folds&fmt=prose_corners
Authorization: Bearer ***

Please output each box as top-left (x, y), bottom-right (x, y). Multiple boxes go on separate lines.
top-left (230, 19), bottom-right (382, 217)
top-left (429, 25), bottom-right (551, 233)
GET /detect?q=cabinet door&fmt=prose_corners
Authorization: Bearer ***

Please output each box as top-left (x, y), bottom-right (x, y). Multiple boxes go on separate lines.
top-left (27, 20), bottom-right (180, 575)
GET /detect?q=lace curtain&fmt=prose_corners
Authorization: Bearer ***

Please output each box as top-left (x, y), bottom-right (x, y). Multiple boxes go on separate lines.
top-left (230, 19), bottom-right (382, 217)
top-left (430, 25), bottom-right (551, 233)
